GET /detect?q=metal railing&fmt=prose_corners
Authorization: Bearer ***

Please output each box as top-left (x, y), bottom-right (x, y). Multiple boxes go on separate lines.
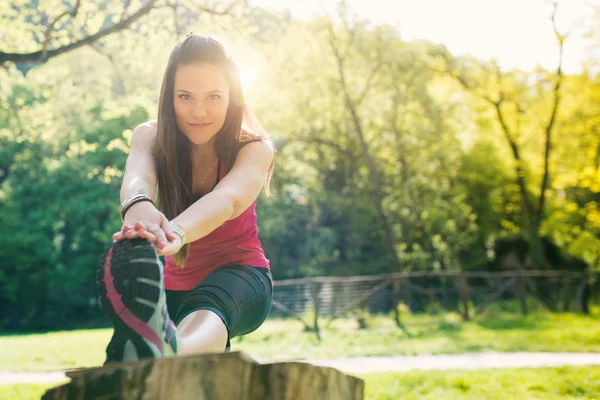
top-left (267, 270), bottom-right (596, 338)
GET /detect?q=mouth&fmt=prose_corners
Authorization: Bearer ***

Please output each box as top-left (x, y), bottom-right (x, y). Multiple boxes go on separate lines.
top-left (189, 122), bottom-right (211, 128)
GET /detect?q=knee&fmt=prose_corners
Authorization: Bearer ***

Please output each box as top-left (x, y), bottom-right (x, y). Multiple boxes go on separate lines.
top-left (177, 310), bottom-right (228, 354)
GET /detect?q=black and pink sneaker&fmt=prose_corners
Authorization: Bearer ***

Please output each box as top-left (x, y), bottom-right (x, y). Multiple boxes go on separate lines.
top-left (97, 238), bottom-right (178, 364)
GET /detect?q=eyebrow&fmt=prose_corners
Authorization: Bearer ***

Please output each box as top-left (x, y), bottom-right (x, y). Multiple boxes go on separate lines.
top-left (175, 89), bottom-right (226, 94)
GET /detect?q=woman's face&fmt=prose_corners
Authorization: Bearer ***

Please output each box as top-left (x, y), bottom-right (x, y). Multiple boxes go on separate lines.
top-left (173, 63), bottom-right (230, 146)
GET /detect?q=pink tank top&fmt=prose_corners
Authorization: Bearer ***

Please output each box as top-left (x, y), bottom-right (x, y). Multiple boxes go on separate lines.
top-left (163, 160), bottom-right (270, 290)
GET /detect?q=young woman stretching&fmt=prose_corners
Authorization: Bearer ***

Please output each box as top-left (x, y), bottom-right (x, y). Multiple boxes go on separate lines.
top-left (97, 33), bottom-right (274, 363)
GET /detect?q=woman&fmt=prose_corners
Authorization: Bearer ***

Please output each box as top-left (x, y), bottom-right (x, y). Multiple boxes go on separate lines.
top-left (97, 33), bottom-right (275, 364)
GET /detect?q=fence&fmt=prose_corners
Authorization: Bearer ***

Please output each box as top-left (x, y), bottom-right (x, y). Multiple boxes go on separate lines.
top-left (267, 270), bottom-right (596, 338)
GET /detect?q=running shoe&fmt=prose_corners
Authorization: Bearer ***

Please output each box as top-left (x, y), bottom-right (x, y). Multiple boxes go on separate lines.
top-left (97, 238), bottom-right (178, 364)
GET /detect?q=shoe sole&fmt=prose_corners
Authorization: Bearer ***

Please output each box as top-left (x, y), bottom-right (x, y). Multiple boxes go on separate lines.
top-left (97, 238), bottom-right (165, 364)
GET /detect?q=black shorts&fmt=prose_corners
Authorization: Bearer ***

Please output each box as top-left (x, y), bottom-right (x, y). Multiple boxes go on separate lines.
top-left (165, 265), bottom-right (273, 348)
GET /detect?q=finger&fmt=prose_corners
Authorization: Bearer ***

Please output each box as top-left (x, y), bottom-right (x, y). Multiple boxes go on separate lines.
top-left (160, 215), bottom-right (177, 242)
top-left (147, 225), bottom-right (168, 249)
top-left (112, 232), bottom-right (125, 241)
top-left (125, 229), bottom-right (140, 239)
top-left (134, 221), bottom-right (147, 231)
top-left (157, 243), bottom-right (177, 257)
top-left (114, 229), bottom-right (130, 239)
top-left (137, 228), bottom-right (158, 246)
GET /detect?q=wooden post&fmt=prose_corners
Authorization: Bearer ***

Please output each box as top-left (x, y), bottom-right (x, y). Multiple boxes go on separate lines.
top-left (575, 278), bottom-right (590, 314)
top-left (561, 276), bottom-right (571, 312)
top-left (475, 277), bottom-right (517, 317)
top-left (42, 352), bottom-right (364, 400)
top-left (392, 279), bottom-right (411, 337)
top-left (518, 272), bottom-right (528, 316)
top-left (271, 300), bottom-right (313, 332)
top-left (392, 279), bottom-right (401, 328)
top-left (457, 273), bottom-right (470, 321)
top-left (327, 280), bottom-right (390, 326)
top-left (311, 282), bottom-right (321, 340)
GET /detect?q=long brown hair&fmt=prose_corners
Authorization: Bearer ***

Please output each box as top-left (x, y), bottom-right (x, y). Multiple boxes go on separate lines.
top-left (154, 34), bottom-right (274, 267)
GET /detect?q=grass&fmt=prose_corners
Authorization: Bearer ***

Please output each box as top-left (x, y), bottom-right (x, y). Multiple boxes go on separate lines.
top-left (358, 365), bottom-right (600, 399)
top-left (3, 366), bottom-right (600, 400)
top-left (3, 306), bottom-right (598, 398)
top-left (1, 308), bottom-right (600, 373)
top-left (0, 383), bottom-right (66, 400)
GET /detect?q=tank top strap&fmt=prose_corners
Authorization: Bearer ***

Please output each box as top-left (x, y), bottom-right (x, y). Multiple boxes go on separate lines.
top-left (217, 159), bottom-right (226, 182)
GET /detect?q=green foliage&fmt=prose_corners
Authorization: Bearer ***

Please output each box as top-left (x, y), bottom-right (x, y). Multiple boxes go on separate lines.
top-left (2, 310), bottom-right (600, 372)
top-left (1, 2), bottom-right (599, 330)
top-left (0, 105), bottom-right (147, 329)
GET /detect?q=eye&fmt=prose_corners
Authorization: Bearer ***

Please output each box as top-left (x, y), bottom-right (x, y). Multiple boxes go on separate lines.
top-left (208, 94), bottom-right (221, 101)
top-left (178, 94), bottom-right (192, 100)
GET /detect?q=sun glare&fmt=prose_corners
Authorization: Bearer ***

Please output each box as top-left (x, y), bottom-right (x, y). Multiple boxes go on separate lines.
top-left (239, 64), bottom-right (258, 87)
top-left (251, 0), bottom-right (597, 73)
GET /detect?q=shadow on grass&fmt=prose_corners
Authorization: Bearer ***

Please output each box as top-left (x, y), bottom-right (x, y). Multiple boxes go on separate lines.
top-left (475, 315), bottom-right (543, 331)
top-left (403, 318), bottom-right (465, 339)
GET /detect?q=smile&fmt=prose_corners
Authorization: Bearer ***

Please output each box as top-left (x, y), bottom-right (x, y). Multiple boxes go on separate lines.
top-left (189, 122), bottom-right (211, 127)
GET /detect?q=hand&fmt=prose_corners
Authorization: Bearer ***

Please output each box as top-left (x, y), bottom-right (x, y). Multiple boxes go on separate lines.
top-left (119, 221), bottom-right (184, 256)
top-left (112, 201), bottom-right (176, 251)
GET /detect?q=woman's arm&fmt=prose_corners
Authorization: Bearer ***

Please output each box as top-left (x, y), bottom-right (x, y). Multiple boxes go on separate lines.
top-left (120, 121), bottom-right (158, 203)
top-left (113, 121), bottom-right (176, 248)
top-left (172, 140), bottom-right (274, 244)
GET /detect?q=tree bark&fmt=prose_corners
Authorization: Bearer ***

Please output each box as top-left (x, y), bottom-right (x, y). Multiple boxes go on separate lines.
top-left (43, 352), bottom-right (364, 400)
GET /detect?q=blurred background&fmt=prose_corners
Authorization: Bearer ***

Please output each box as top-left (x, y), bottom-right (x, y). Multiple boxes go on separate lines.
top-left (1, 0), bottom-right (598, 330)
top-left (1, 1), bottom-right (600, 398)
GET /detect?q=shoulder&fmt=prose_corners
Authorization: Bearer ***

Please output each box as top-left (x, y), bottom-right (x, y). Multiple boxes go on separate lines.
top-left (238, 139), bottom-right (275, 160)
top-left (236, 140), bottom-right (274, 170)
top-left (130, 120), bottom-right (158, 148)
top-left (133, 119), bottom-right (158, 136)
top-left (229, 140), bottom-right (274, 174)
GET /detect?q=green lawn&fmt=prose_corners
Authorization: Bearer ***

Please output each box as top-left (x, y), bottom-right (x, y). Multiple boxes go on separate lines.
top-left (3, 366), bottom-right (600, 400)
top-left (358, 365), bottom-right (600, 399)
top-left (1, 309), bottom-right (600, 373)
top-left (0, 383), bottom-right (66, 400)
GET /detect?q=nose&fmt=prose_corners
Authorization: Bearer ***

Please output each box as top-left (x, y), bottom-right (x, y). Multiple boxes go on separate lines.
top-left (191, 101), bottom-right (207, 119)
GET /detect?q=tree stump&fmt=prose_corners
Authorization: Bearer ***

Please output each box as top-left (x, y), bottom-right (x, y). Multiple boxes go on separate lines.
top-left (41, 351), bottom-right (364, 400)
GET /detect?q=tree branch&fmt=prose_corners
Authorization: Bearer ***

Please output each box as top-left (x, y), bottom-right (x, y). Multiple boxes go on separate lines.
top-left (326, 17), bottom-right (400, 271)
top-left (0, 0), bottom-right (159, 66)
top-left (120, 0), bottom-right (132, 22)
top-left (492, 101), bottom-right (534, 216)
top-left (88, 44), bottom-right (126, 95)
top-left (538, 0), bottom-right (565, 218)
top-left (277, 135), bottom-right (359, 160)
top-left (41, 0), bottom-right (82, 61)
top-left (169, 0), bottom-right (181, 37)
top-left (440, 58), bottom-right (536, 218)
top-left (182, 0), bottom-right (244, 16)
top-left (356, 60), bottom-right (383, 105)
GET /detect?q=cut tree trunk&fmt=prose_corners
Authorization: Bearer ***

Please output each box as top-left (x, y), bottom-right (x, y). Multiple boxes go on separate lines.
top-left (42, 351), bottom-right (364, 400)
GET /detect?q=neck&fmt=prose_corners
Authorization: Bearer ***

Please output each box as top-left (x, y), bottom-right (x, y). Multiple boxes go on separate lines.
top-left (192, 142), bottom-right (218, 167)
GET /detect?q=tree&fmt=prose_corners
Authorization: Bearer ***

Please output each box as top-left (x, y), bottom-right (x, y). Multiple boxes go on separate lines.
top-left (437, 2), bottom-right (567, 268)
top-left (0, 0), bottom-right (247, 70)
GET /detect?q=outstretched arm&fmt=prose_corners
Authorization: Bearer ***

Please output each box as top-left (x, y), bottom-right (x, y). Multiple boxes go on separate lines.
top-left (177, 140), bottom-right (273, 239)
top-left (115, 122), bottom-right (176, 249)
top-left (157, 140), bottom-right (274, 255)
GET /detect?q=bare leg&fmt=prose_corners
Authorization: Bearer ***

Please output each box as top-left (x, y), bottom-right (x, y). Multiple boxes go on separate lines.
top-left (177, 310), bottom-right (228, 355)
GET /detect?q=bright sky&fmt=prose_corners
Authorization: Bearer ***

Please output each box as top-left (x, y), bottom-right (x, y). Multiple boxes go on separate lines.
top-left (251, 0), bottom-right (598, 73)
